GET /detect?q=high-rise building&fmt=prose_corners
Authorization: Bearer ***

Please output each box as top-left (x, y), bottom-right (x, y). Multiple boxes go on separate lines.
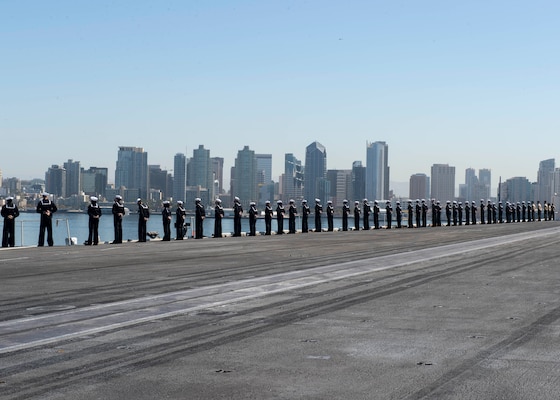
top-left (504, 177), bottom-right (532, 204)
top-left (256, 154), bottom-right (272, 185)
top-left (173, 153), bottom-right (187, 202)
top-left (115, 146), bottom-right (149, 199)
top-left (351, 161), bottom-right (366, 202)
top-left (45, 165), bottom-right (66, 198)
top-left (430, 164), bottom-right (455, 201)
top-left (283, 153), bottom-right (303, 202)
top-left (304, 141), bottom-right (328, 203)
top-left (409, 173), bottom-right (430, 200)
top-left (211, 157), bottom-right (224, 195)
top-left (149, 165), bottom-right (171, 200)
top-left (537, 159), bottom-right (555, 202)
top-left (366, 141), bottom-right (389, 201)
top-left (232, 146), bottom-right (257, 208)
top-left (63, 159), bottom-right (81, 197)
top-left (327, 169), bottom-right (352, 207)
top-left (188, 145), bottom-right (213, 191)
top-left (81, 167), bottom-right (108, 197)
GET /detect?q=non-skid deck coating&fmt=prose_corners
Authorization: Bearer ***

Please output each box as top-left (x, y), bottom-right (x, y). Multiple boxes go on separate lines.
top-left (1, 222), bottom-right (560, 399)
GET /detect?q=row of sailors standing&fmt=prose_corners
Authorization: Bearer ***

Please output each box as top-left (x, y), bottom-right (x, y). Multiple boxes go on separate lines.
top-left (209, 197), bottom-right (556, 238)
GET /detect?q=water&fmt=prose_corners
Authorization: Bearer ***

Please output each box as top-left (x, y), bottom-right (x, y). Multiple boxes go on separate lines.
top-left (1, 212), bottom-right (364, 247)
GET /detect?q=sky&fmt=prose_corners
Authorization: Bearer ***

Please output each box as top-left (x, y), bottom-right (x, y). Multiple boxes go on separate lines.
top-left (1, 1), bottom-right (559, 196)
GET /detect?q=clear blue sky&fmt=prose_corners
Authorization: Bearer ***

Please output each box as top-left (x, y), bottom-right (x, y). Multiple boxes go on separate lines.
top-left (1, 1), bottom-right (559, 196)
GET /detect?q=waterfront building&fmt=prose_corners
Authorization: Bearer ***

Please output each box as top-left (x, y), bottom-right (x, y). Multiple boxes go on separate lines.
top-left (351, 161), bottom-right (366, 202)
top-left (211, 157), bottom-right (224, 195)
top-left (115, 146), bottom-right (149, 199)
top-left (282, 153), bottom-right (303, 203)
top-left (430, 164), bottom-right (455, 202)
top-left (45, 165), bottom-right (66, 198)
top-left (304, 141), bottom-right (328, 203)
top-left (327, 169), bottom-right (352, 207)
top-left (63, 159), bottom-right (81, 197)
top-left (81, 167), bottom-right (108, 198)
top-left (536, 158), bottom-right (555, 202)
top-left (409, 173), bottom-right (430, 200)
top-left (504, 177), bottom-right (532, 204)
top-left (173, 153), bottom-right (187, 202)
top-left (366, 141), bottom-right (389, 201)
top-left (231, 146), bottom-right (257, 209)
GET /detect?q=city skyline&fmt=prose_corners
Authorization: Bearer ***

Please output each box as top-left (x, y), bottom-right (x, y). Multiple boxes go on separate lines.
top-left (2, 2), bottom-right (559, 191)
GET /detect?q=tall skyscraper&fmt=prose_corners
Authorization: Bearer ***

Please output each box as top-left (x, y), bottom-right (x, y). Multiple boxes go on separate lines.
top-left (188, 145), bottom-right (213, 191)
top-left (115, 146), bottom-right (149, 199)
top-left (173, 153), bottom-right (187, 202)
top-left (81, 167), bottom-right (108, 197)
top-left (45, 165), bottom-right (66, 198)
top-left (63, 159), bottom-right (81, 197)
top-left (232, 146), bottom-right (257, 208)
top-left (211, 157), bottom-right (224, 195)
top-left (283, 153), bottom-right (303, 202)
top-left (351, 161), bottom-right (366, 202)
top-left (327, 169), bottom-right (352, 206)
top-left (256, 154), bottom-right (272, 185)
top-left (409, 173), bottom-right (430, 200)
top-left (366, 141), bottom-right (389, 201)
top-left (504, 177), bottom-right (532, 204)
top-left (430, 164), bottom-right (455, 201)
top-left (304, 141), bottom-right (328, 202)
top-left (537, 159), bottom-right (555, 202)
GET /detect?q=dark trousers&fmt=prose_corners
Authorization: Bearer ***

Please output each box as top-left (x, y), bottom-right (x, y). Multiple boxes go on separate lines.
top-left (2, 219), bottom-right (15, 247)
top-left (87, 218), bottom-right (99, 245)
top-left (163, 220), bottom-right (171, 241)
top-left (38, 216), bottom-right (53, 246)
top-left (113, 216), bottom-right (123, 243)
top-left (138, 218), bottom-right (147, 242)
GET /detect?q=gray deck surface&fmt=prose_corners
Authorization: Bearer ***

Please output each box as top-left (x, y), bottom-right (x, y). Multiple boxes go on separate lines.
top-left (1, 222), bottom-right (560, 399)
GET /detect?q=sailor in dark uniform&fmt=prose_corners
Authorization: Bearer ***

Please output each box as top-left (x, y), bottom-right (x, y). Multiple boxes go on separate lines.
top-left (395, 201), bottom-right (402, 228)
top-left (137, 198), bottom-right (150, 242)
top-left (479, 200), bottom-right (485, 224)
top-left (505, 202), bottom-right (511, 223)
top-left (194, 197), bottom-right (205, 239)
top-left (431, 199), bottom-right (437, 227)
top-left (385, 201), bottom-right (393, 229)
top-left (233, 196), bottom-right (243, 237)
top-left (452, 201), bottom-right (458, 226)
top-left (342, 200), bottom-right (350, 231)
top-left (354, 201), bottom-right (361, 231)
top-left (264, 200), bottom-right (273, 235)
top-left (434, 200), bottom-right (442, 227)
top-left (421, 199), bottom-right (428, 227)
top-left (498, 201), bottom-right (504, 223)
top-left (326, 200), bottom-right (334, 231)
top-left (415, 200), bottom-right (421, 228)
top-left (487, 200), bottom-right (493, 224)
top-left (471, 201), bottom-right (477, 225)
top-left (37, 192), bottom-right (57, 246)
top-left (407, 200), bottom-right (413, 228)
top-left (161, 200), bottom-right (172, 241)
top-left (301, 200), bottom-right (310, 233)
top-left (276, 200), bottom-right (285, 234)
top-left (288, 199), bottom-right (298, 233)
top-left (249, 201), bottom-right (258, 236)
top-left (492, 202), bottom-right (497, 224)
top-left (175, 200), bottom-right (187, 240)
top-left (87, 196), bottom-right (102, 245)
top-left (521, 201), bottom-right (527, 222)
top-left (373, 200), bottom-right (380, 229)
top-left (362, 199), bottom-right (370, 230)
top-left (214, 199), bottom-right (224, 238)
top-left (464, 201), bottom-right (470, 225)
top-left (458, 202), bottom-right (463, 226)
top-left (519, 202), bottom-right (524, 222)
top-left (1, 197), bottom-right (19, 247)
top-left (445, 201), bottom-right (452, 226)
top-left (314, 199), bottom-right (323, 232)
top-left (112, 195), bottom-right (125, 243)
